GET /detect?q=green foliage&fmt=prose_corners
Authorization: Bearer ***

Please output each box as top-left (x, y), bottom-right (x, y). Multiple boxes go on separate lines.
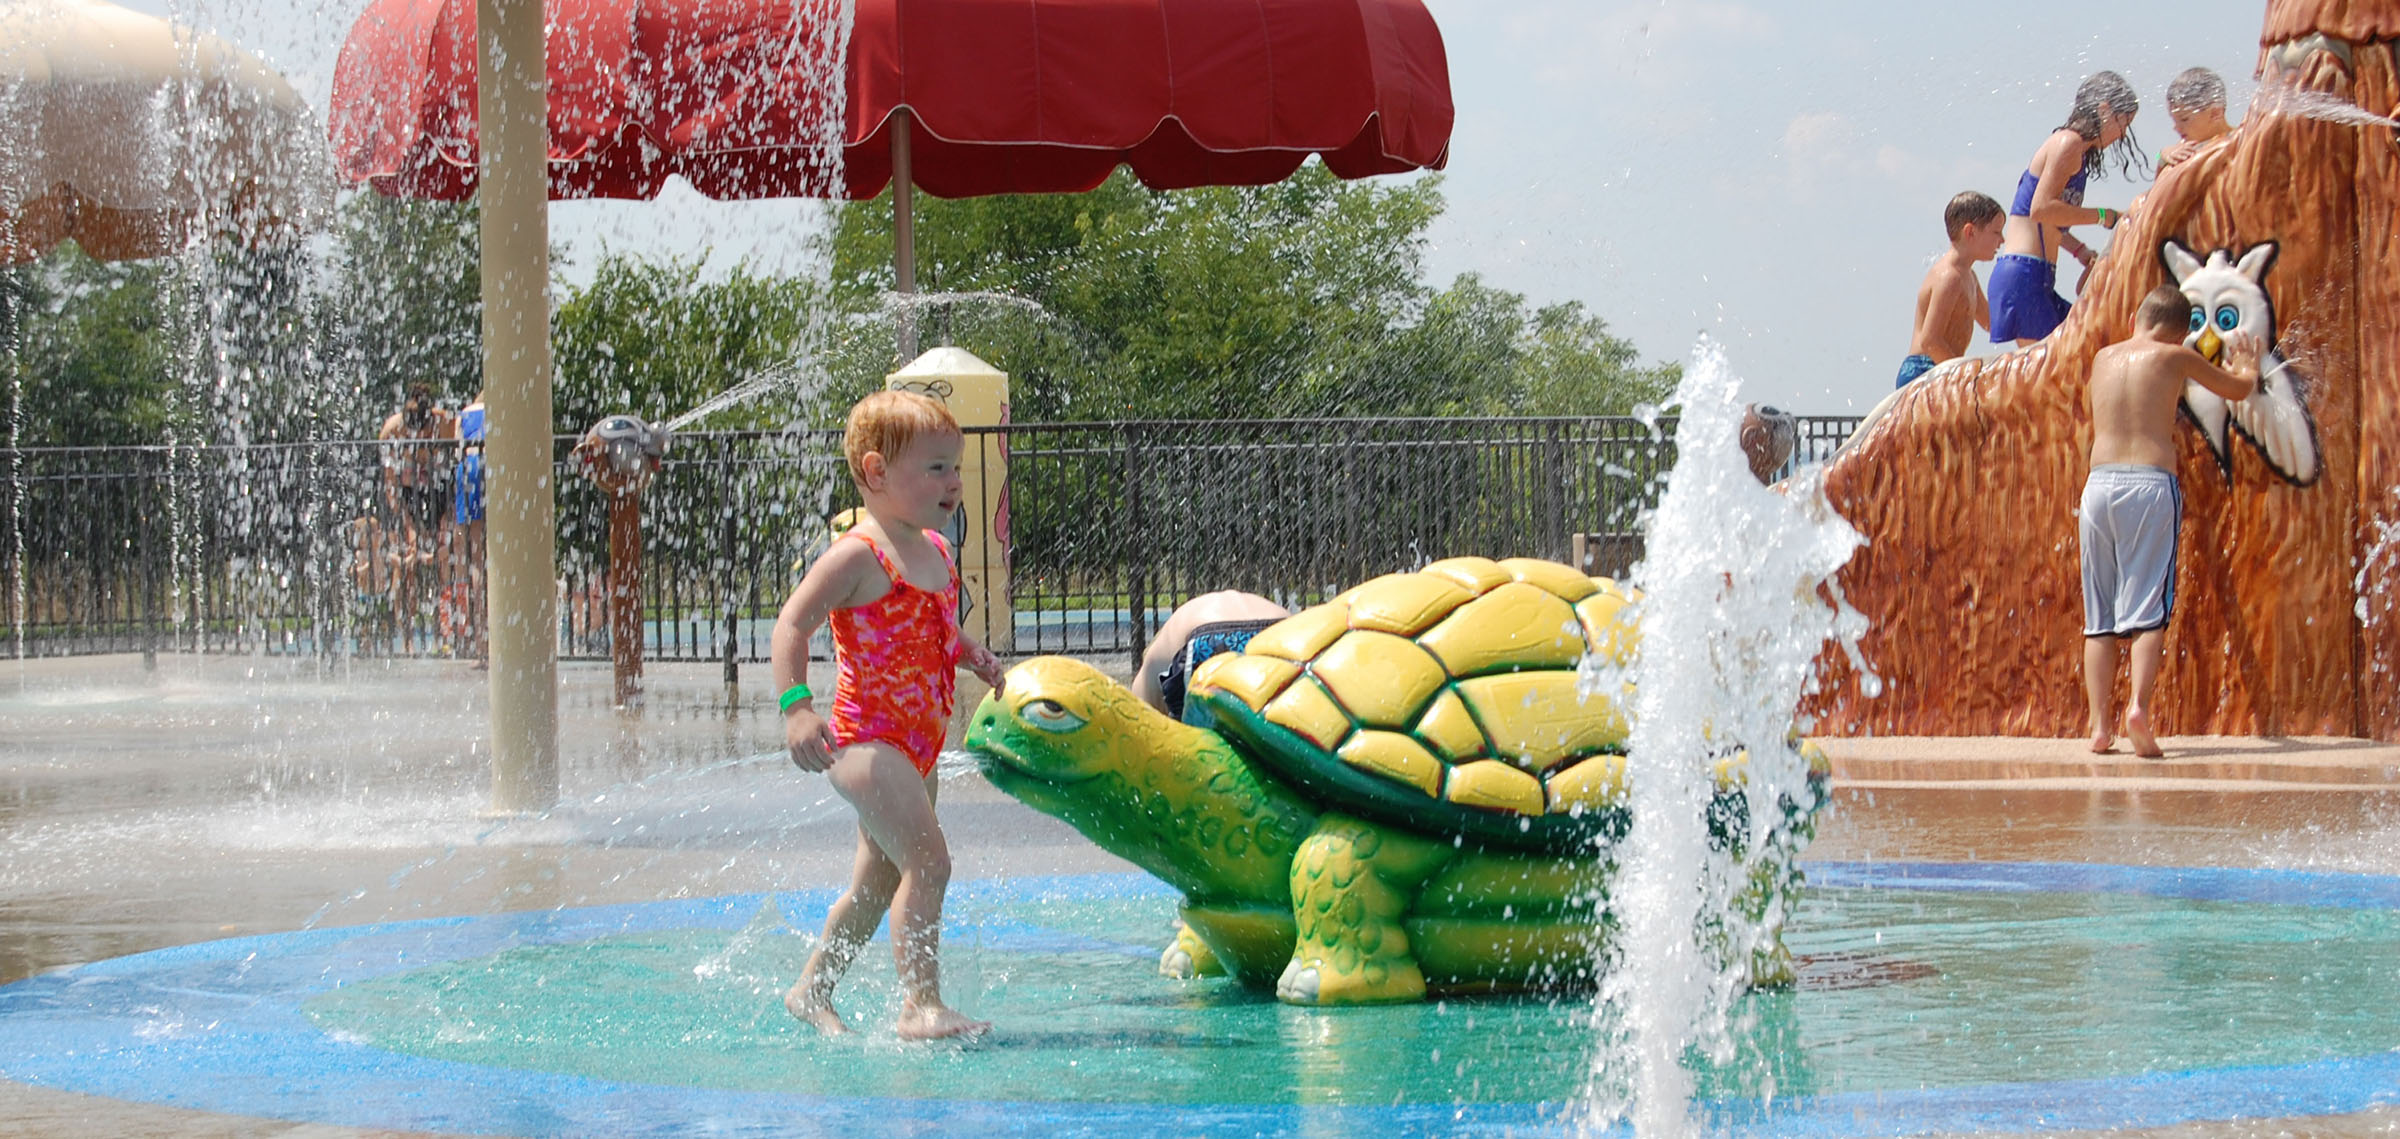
top-left (5, 166), bottom-right (1674, 451)
top-left (816, 164), bottom-right (1676, 421)
top-left (551, 252), bottom-right (827, 433)
top-left (196, 241), bottom-right (346, 444)
top-left (1507, 297), bottom-right (1680, 416)
top-left (328, 192), bottom-right (483, 423)
top-left (5, 246), bottom-right (174, 448)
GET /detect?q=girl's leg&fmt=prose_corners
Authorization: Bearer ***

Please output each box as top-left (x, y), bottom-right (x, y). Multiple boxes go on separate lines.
top-left (826, 743), bottom-right (988, 1039)
top-left (785, 822), bottom-right (902, 1034)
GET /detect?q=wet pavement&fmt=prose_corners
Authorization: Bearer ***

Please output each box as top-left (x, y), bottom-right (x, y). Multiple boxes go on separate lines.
top-left (3, 652), bottom-right (2397, 1137)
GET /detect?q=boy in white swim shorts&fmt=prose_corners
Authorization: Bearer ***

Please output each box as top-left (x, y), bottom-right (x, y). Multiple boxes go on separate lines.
top-left (2079, 284), bottom-right (2260, 757)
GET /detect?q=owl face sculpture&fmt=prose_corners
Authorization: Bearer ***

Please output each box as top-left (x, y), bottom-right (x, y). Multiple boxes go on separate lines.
top-left (2161, 240), bottom-right (2320, 486)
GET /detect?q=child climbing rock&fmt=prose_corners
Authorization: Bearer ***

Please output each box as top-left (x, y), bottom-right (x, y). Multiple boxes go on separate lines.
top-left (2161, 68), bottom-right (2233, 168)
top-left (1897, 191), bottom-right (2005, 387)
top-left (1992, 71), bottom-right (2146, 346)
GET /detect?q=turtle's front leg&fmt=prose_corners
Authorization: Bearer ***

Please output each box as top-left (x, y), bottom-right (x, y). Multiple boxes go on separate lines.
top-left (1160, 920), bottom-right (1225, 979)
top-left (1279, 813), bottom-right (1453, 1005)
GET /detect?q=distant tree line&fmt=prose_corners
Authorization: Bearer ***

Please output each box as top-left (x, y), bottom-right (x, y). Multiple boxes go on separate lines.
top-left (2, 163), bottom-right (1676, 448)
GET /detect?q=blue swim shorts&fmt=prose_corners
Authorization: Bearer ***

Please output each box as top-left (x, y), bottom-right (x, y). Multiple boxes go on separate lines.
top-left (1895, 354), bottom-right (1937, 388)
top-left (454, 453), bottom-right (485, 524)
top-left (1988, 253), bottom-right (2073, 343)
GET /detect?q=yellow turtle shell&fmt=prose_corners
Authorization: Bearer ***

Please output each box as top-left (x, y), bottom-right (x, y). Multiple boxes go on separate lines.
top-left (1187, 556), bottom-right (1647, 852)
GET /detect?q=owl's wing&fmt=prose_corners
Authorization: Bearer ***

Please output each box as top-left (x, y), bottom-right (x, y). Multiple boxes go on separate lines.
top-left (2224, 352), bottom-right (2320, 485)
top-left (2181, 382), bottom-right (2234, 474)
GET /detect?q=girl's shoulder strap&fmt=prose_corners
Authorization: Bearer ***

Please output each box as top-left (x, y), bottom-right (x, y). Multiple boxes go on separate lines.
top-left (926, 530), bottom-right (959, 586)
top-left (837, 531), bottom-right (903, 583)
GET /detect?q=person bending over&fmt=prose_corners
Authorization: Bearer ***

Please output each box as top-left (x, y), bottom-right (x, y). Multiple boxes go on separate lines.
top-left (1131, 591), bottom-right (1292, 718)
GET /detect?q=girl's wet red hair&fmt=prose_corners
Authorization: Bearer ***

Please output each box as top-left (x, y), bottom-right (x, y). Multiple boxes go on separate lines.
top-left (844, 390), bottom-right (960, 486)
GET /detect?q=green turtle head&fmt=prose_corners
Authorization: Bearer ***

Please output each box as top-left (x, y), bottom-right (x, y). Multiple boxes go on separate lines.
top-left (969, 656), bottom-right (1315, 901)
top-left (968, 656), bottom-right (1194, 803)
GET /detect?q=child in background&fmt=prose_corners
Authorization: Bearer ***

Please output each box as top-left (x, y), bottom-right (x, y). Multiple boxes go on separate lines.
top-left (1897, 191), bottom-right (2005, 387)
top-left (1991, 71), bottom-right (2145, 346)
top-left (2160, 68), bottom-right (2232, 167)
top-left (449, 390), bottom-right (487, 664)
top-left (2080, 286), bottom-right (2260, 758)
top-left (771, 391), bottom-right (1005, 1040)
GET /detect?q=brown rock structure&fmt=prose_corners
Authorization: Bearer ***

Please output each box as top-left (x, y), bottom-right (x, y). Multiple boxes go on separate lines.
top-left (1804, 2), bottom-right (2400, 740)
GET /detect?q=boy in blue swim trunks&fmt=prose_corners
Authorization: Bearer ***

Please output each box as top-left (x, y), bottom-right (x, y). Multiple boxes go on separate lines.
top-left (1897, 191), bottom-right (2004, 387)
top-left (2081, 285), bottom-right (2259, 758)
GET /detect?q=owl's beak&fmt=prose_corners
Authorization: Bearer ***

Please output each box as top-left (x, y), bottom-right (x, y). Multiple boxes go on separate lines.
top-left (2196, 327), bottom-right (2223, 363)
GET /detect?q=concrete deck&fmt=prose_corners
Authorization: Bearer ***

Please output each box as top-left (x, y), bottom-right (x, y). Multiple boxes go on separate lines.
top-left (1821, 734), bottom-right (2400, 791)
top-left (4, 653), bottom-right (2398, 1137)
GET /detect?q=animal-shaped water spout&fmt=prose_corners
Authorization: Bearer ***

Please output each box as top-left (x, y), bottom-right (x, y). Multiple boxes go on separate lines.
top-left (2164, 240), bottom-right (2320, 485)
top-left (969, 557), bottom-right (1828, 1006)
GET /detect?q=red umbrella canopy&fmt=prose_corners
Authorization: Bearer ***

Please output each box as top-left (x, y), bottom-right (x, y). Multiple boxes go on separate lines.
top-left (330, 0), bottom-right (1452, 201)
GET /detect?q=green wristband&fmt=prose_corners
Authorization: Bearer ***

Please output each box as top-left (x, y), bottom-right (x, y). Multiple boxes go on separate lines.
top-left (778, 683), bottom-right (814, 712)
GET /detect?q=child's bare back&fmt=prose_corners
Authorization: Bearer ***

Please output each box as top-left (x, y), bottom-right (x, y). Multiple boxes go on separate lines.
top-left (1897, 191), bottom-right (2003, 387)
top-left (1910, 257), bottom-right (1987, 361)
top-left (2088, 328), bottom-right (2258, 471)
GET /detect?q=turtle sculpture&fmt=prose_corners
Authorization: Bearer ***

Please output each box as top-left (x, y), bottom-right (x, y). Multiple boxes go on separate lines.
top-left (967, 555), bottom-right (1828, 1006)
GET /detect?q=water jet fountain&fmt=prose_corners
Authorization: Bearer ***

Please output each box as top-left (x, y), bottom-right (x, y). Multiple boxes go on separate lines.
top-left (9, 2), bottom-right (2400, 1136)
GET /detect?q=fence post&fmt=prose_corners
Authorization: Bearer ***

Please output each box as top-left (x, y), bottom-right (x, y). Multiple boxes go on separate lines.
top-left (721, 445), bottom-right (739, 691)
top-left (2, 441), bottom-right (15, 662)
top-left (1544, 419), bottom-right (1567, 562)
top-left (143, 450), bottom-right (164, 668)
top-left (1123, 422), bottom-right (1147, 676)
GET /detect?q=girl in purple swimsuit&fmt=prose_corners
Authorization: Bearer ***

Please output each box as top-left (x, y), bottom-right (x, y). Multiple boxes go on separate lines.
top-left (1990, 71), bottom-right (2148, 346)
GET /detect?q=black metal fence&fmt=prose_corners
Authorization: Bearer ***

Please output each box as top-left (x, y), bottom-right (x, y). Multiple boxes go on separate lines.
top-left (1, 416), bottom-right (1857, 668)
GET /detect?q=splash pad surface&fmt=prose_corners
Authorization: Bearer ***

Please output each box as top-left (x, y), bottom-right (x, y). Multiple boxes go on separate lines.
top-left (4, 864), bottom-right (2399, 1137)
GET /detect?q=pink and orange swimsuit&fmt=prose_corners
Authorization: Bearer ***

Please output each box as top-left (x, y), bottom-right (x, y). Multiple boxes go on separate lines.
top-left (827, 531), bottom-right (962, 777)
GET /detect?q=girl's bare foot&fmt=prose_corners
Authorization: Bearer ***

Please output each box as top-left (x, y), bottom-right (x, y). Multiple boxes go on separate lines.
top-left (2088, 728), bottom-right (2116, 754)
top-left (2123, 707), bottom-right (2162, 758)
top-left (896, 1001), bottom-right (990, 1040)
top-left (785, 984), bottom-right (851, 1035)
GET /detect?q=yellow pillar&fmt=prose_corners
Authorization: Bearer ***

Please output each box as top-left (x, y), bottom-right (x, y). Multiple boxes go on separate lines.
top-left (479, 0), bottom-right (557, 812)
top-left (886, 348), bottom-right (1011, 653)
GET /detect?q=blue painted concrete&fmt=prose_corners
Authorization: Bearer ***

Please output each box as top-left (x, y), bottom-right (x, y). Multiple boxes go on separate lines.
top-left (3, 863), bottom-right (2397, 1137)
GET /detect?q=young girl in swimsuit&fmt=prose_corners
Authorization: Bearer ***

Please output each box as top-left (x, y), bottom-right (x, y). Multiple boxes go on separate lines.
top-left (1990, 71), bottom-right (2148, 346)
top-left (771, 391), bottom-right (1005, 1040)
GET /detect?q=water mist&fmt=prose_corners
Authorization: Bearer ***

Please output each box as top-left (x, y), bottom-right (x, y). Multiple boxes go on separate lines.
top-left (1578, 341), bottom-right (1867, 1134)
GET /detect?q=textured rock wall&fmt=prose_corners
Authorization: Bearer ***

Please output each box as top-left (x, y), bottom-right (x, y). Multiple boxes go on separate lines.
top-left (1803, 2), bottom-right (2400, 739)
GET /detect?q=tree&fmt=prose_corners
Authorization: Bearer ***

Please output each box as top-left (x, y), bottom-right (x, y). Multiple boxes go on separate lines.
top-left (1513, 301), bottom-right (1677, 416)
top-left (816, 164), bottom-right (1675, 422)
top-left (327, 192), bottom-right (483, 432)
top-left (550, 251), bottom-right (829, 433)
top-left (7, 246), bottom-right (175, 448)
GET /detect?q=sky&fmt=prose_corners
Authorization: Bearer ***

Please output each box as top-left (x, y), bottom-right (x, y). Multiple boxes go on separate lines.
top-left (125, 0), bottom-right (2274, 413)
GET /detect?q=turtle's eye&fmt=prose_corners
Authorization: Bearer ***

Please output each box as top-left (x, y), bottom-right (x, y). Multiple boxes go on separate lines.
top-left (1021, 698), bottom-right (1086, 733)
